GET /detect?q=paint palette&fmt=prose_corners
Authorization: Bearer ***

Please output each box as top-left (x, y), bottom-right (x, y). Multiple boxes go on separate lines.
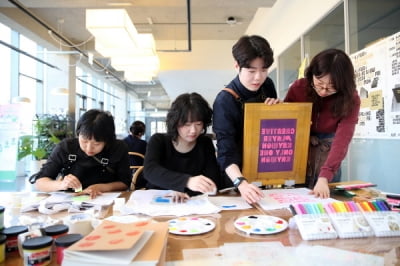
top-left (168, 217), bottom-right (216, 235)
top-left (234, 215), bottom-right (288, 235)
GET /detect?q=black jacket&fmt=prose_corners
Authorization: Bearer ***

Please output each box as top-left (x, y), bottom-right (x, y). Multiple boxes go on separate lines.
top-left (35, 138), bottom-right (132, 189)
top-left (212, 75), bottom-right (277, 183)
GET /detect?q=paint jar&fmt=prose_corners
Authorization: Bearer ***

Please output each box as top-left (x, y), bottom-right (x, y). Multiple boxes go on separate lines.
top-left (17, 229), bottom-right (43, 257)
top-left (43, 224), bottom-right (68, 252)
top-left (63, 213), bottom-right (93, 236)
top-left (55, 233), bottom-right (83, 265)
top-left (0, 206), bottom-right (4, 230)
top-left (2, 225), bottom-right (29, 256)
top-left (0, 234), bottom-right (6, 263)
top-left (22, 236), bottom-right (53, 266)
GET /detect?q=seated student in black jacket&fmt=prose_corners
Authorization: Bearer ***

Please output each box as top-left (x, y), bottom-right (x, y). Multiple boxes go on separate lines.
top-left (34, 109), bottom-right (131, 198)
top-left (123, 120), bottom-right (147, 166)
top-left (143, 92), bottom-right (220, 201)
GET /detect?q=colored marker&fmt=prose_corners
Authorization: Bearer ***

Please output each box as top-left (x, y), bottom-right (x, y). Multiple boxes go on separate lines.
top-left (289, 204), bottom-right (297, 215)
top-left (331, 202), bottom-right (341, 213)
top-left (347, 201), bottom-right (359, 212)
top-left (355, 202), bottom-right (365, 212)
top-left (342, 202), bottom-right (351, 212)
top-left (304, 203), bottom-right (314, 214)
top-left (308, 203), bottom-right (318, 214)
top-left (367, 201), bottom-right (377, 211)
top-left (316, 203), bottom-right (325, 214)
top-left (376, 200), bottom-right (389, 211)
top-left (297, 203), bottom-right (307, 215)
top-left (361, 201), bottom-right (373, 212)
top-left (371, 201), bottom-right (381, 211)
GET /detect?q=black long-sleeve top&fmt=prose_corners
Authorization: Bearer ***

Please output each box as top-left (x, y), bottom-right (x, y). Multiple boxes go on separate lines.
top-left (143, 133), bottom-right (221, 196)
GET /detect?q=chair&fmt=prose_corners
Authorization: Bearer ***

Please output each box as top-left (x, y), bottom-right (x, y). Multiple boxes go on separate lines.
top-left (128, 152), bottom-right (145, 191)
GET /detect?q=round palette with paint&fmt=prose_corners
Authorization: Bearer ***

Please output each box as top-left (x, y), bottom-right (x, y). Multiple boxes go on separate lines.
top-left (168, 217), bottom-right (216, 235)
top-left (234, 215), bottom-right (288, 235)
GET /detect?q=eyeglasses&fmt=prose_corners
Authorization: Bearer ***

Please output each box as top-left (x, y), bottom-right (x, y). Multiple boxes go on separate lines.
top-left (312, 76), bottom-right (337, 95)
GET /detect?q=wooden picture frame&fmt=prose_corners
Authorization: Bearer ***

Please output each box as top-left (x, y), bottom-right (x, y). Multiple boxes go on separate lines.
top-left (242, 103), bottom-right (312, 185)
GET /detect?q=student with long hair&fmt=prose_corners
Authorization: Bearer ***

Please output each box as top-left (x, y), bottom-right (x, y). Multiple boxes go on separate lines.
top-left (285, 49), bottom-right (360, 198)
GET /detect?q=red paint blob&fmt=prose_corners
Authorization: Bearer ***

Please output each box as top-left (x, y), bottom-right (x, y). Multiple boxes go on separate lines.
top-left (85, 235), bottom-right (101, 241)
top-left (78, 242), bottom-right (95, 248)
top-left (109, 239), bottom-right (124, 245)
top-left (107, 229), bottom-right (122, 234)
top-left (126, 230), bottom-right (140, 236)
top-left (134, 221), bottom-right (149, 227)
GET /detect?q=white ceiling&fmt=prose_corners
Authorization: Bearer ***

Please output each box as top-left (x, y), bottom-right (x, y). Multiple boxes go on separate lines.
top-left (0, 0), bottom-right (277, 110)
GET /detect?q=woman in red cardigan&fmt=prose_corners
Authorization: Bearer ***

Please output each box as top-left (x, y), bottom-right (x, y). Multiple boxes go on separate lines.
top-left (285, 49), bottom-right (360, 199)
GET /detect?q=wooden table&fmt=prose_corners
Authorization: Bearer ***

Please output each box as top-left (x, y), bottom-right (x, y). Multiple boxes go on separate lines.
top-left (1, 191), bottom-right (399, 265)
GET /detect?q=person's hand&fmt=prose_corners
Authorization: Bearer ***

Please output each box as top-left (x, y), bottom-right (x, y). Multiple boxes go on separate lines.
top-left (311, 178), bottom-right (330, 198)
top-left (187, 175), bottom-right (217, 194)
top-left (237, 181), bottom-right (264, 204)
top-left (78, 184), bottom-right (104, 199)
top-left (60, 174), bottom-right (82, 191)
top-left (167, 191), bottom-right (190, 203)
top-left (264, 97), bottom-right (281, 105)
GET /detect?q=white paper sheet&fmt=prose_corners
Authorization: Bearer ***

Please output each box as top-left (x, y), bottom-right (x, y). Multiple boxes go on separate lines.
top-left (208, 196), bottom-right (252, 210)
top-left (259, 188), bottom-right (337, 210)
top-left (121, 190), bottom-right (221, 216)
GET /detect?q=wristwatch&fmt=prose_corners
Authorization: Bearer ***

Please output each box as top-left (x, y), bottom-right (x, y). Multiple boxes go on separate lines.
top-left (233, 177), bottom-right (247, 188)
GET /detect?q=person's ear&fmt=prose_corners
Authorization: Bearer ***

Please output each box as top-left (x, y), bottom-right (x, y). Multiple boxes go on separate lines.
top-left (234, 60), bottom-right (240, 72)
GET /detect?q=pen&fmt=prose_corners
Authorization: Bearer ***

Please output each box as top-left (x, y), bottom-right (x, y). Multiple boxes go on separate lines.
top-left (289, 204), bottom-right (297, 215)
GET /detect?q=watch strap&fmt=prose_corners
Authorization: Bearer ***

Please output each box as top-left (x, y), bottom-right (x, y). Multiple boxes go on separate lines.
top-left (233, 177), bottom-right (247, 188)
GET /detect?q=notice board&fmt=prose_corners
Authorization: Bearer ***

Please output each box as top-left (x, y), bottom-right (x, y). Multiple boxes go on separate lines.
top-left (351, 31), bottom-right (400, 138)
top-left (242, 103), bottom-right (312, 185)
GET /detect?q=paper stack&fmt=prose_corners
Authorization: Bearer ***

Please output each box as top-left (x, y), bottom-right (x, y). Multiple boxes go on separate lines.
top-left (63, 220), bottom-right (169, 266)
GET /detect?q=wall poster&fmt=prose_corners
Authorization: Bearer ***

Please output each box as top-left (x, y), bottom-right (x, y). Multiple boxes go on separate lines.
top-left (351, 31), bottom-right (400, 138)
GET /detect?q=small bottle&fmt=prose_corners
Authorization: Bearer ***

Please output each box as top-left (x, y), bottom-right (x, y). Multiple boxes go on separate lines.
top-left (22, 236), bottom-right (53, 266)
top-left (0, 234), bottom-right (6, 263)
top-left (43, 224), bottom-right (69, 252)
top-left (2, 225), bottom-right (29, 256)
top-left (0, 206), bottom-right (4, 231)
top-left (55, 233), bottom-right (83, 265)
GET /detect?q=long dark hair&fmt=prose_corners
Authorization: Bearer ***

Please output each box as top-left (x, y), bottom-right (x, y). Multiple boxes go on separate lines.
top-left (76, 109), bottom-right (116, 144)
top-left (166, 92), bottom-right (213, 142)
top-left (305, 48), bottom-right (357, 117)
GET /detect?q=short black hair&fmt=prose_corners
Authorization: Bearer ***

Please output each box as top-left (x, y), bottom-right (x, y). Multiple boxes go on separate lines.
top-left (166, 92), bottom-right (212, 141)
top-left (232, 35), bottom-right (274, 69)
top-left (129, 120), bottom-right (146, 136)
top-left (76, 109), bottom-right (116, 143)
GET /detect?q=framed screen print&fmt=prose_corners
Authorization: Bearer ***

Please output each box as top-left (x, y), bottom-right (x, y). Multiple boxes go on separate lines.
top-left (242, 103), bottom-right (312, 185)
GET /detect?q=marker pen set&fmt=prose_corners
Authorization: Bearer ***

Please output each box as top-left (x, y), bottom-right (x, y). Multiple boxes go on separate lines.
top-left (324, 202), bottom-right (374, 238)
top-left (291, 203), bottom-right (338, 240)
top-left (291, 200), bottom-right (400, 240)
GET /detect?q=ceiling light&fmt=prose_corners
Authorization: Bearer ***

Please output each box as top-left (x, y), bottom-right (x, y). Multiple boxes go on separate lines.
top-left (51, 87), bottom-right (69, 95)
top-left (86, 9), bottom-right (160, 80)
top-left (86, 9), bottom-right (139, 52)
top-left (11, 96), bottom-right (31, 103)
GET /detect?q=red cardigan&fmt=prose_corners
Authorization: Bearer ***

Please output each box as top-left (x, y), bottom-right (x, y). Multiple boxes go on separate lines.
top-left (284, 78), bottom-right (361, 181)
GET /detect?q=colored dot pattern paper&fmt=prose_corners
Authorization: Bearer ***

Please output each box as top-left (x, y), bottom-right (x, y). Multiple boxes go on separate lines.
top-left (69, 220), bottom-right (147, 251)
top-left (168, 217), bottom-right (216, 235)
top-left (234, 215), bottom-right (288, 235)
